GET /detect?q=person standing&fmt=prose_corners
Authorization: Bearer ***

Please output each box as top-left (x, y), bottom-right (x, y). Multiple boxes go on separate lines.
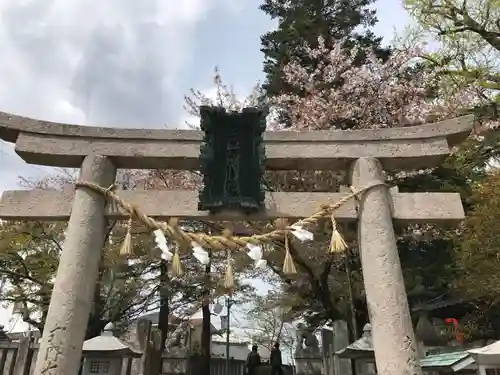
top-left (245, 344), bottom-right (262, 375)
top-left (270, 342), bottom-right (283, 375)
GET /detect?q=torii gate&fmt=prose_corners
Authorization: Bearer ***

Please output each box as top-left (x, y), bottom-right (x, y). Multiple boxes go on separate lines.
top-left (0, 111), bottom-right (473, 375)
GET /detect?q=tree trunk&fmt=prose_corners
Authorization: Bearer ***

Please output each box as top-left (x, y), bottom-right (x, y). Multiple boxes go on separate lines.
top-left (158, 262), bottom-right (170, 352)
top-left (86, 315), bottom-right (106, 340)
top-left (201, 261), bottom-right (211, 374)
top-left (85, 281), bottom-right (106, 339)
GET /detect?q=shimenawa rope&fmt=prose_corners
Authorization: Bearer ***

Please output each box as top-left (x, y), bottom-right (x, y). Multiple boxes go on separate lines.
top-left (75, 180), bottom-right (385, 253)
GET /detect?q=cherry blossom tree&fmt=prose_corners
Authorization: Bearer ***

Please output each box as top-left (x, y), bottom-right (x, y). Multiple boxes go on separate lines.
top-left (270, 36), bottom-right (483, 131)
top-left (184, 41), bottom-right (494, 133)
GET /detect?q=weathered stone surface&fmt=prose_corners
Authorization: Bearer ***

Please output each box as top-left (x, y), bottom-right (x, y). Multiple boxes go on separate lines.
top-left (32, 155), bottom-right (116, 375)
top-left (0, 111), bottom-right (473, 143)
top-left (0, 189), bottom-right (465, 223)
top-left (351, 157), bottom-right (422, 375)
top-left (0, 110), bottom-right (473, 170)
top-left (14, 132), bottom-right (451, 170)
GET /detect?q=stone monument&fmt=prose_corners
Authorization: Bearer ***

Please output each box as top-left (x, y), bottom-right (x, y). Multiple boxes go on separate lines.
top-left (295, 323), bottom-right (322, 375)
top-left (162, 322), bottom-right (190, 375)
top-left (164, 321), bottom-right (190, 356)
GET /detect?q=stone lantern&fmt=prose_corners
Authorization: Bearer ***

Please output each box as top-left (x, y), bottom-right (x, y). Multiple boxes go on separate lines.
top-left (82, 323), bottom-right (141, 375)
top-left (336, 323), bottom-right (377, 374)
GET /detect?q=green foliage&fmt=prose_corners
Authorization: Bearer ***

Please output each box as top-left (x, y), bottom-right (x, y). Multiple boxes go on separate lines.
top-left (454, 169), bottom-right (500, 298)
top-left (399, 237), bottom-right (457, 305)
top-left (0, 219), bottom-right (160, 336)
top-left (258, 223), bottom-right (364, 330)
top-left (442, 167), bottom-right (500, 338)
top-left (0, 221), bottom-right (62, 330)
top-left (0, 169), bottom-right (263, 339)
top-left (403, 0), bottom-right (500, 123)
top-left (254, 0), bottom-right (500, 334)
top-left (0, 218), bottom-right (245, 338)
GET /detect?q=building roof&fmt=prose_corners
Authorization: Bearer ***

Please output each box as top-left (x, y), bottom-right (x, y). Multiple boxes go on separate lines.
top-left (137, 311), bottom-right (183, 326)
top-left (412, 296), bottom-right (471, 313)
top-left (212, 336), bottom-right (250, 345)
top-left (138, 308), bottom-right (221, 328)
top-left (466, 340), bottom-right (500, 366)
top-left (420, 351), bottom-right (470, 368)
top-left (469, 340), bottom-right (500, 356)
top-left (211, 341), bottom-right (250, 361)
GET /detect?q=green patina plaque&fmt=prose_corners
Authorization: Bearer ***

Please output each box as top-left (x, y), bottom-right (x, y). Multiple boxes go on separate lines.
top-left (198, 106), bottom-right (266, 213)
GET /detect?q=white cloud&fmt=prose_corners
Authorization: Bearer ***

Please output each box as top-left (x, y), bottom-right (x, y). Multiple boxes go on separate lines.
top-left (0, 0), bottom-right (247, 191)
top-left (0, 0), bottom-right (221, 126)
top-left (0, 141), bottom-right (54, 193)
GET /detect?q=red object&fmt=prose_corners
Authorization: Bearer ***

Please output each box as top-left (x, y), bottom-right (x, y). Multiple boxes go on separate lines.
top-left (444, 318), bottom-right (464, 344)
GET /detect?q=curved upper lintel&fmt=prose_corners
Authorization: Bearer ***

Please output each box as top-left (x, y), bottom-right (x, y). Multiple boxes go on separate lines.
top-left (0, 110), bottom-right (474, 171)
top-left (0, 110), bottom-right (473, 145)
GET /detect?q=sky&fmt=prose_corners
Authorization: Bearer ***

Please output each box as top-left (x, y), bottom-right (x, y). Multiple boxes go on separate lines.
top-left (0, 0), bottom-right (411, 332)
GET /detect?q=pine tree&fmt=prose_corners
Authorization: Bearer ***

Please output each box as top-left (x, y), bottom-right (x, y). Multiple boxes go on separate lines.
top-left (260, 0), bottom-right (391, 98)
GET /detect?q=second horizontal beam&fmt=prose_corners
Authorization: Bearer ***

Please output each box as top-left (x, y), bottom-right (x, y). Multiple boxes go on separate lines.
top-left (0, 189), bottom-right (465, 224)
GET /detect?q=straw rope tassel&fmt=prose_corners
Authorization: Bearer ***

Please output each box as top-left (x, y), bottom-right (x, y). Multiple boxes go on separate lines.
top-left (329, 215), bottom-right (347, 253)
top-left (119, 217), bottom-right (133, 257)
top-left (168, 218), bottom-right (184, 277)
top-left (282, 232), bottom-right (297, 274)
top-left (224, 252), bottom-right (234, 290)
top-left (171, 245), bottom-right (184, 277)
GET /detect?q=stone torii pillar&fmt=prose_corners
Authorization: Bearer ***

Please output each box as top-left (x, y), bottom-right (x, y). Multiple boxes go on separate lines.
top-left (33, 155), bottom-right (116, 375)
top-left (352, 157), bottom-right (421, 375)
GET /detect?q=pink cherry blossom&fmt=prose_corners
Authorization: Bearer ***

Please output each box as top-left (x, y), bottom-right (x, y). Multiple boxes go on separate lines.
top-left (270, 37), bottom-right (487, 131)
